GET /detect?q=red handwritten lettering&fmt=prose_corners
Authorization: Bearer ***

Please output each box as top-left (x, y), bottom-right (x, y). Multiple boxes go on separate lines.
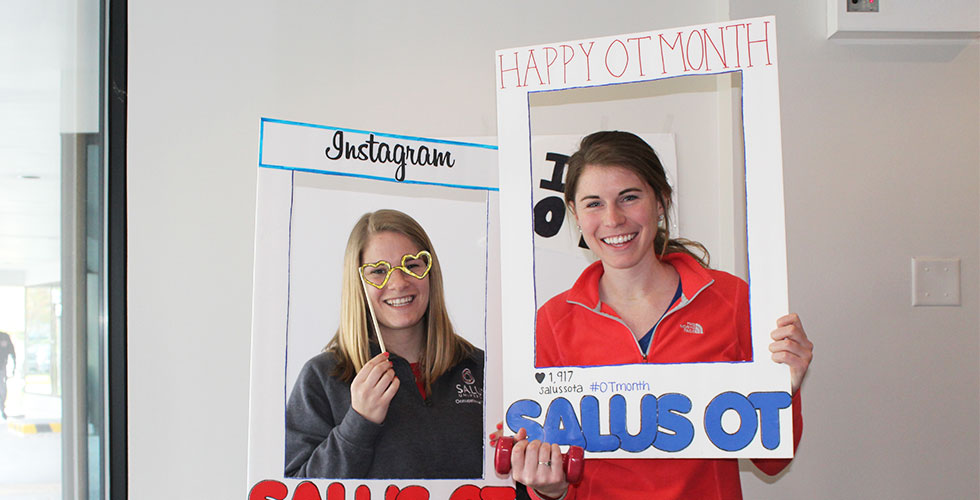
top-left (327, 483), bottom-right (347, 500)
top-left (604, 39), bottom-right (629, 78)
top-left (658, 32), bottom-right (688, 74)
top-left (479, 487), bottom-right (519, 500)
top-left (523, 49), bottom-right (546, 86)
top-left (578, 42), bottom-right (595, 81)
top-left (447, 485), bottom-right (481, 500)
top-left (250, 481), bottom-right (517, 500)
top-left (292, 482), bottom-right (321, 500)
top-left (560, 44), bottom-right (575, 84)
top-left (499, 52), bottom-right (521, 89)
top-left (746, 21), bottom-right (772, 67)
top-left (249, 480), bottom-right (287, 500)
top-left (702, 27), bottom-right (728, 71)
top-left (448, 485), bottom-right (517, 500)
top-left (724, 23), bottom-right (745, 68)
top-left (685, 29), bottom-right (705, 71)
top-left (356, 485), bottom-right (371, 500)
top-left (385, 485), bottom-right (400, 500)
top-left (497, 19), bottom-right (777, 88)
top-left (543, 46), bottom-right (558, 84)
top-left (394, 485), bottom-right (429, 500)
top-left (627, 36), bottom-right (652, 76)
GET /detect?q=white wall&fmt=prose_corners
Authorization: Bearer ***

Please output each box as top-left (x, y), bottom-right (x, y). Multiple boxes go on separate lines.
top-left (731, 2), bottom-right (979, 499)
top-left (127, 1), bottom-right (979, 498)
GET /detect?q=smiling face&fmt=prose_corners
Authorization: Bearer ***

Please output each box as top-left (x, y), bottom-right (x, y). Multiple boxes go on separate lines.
top-left (360, 231), bottom-right (430, 337)
top-left (570, 164), bottom-right (664, 272)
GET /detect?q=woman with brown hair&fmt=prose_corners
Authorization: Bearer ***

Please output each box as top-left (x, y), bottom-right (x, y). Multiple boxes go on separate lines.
top-left (506, 131), bottom-right (812, 500)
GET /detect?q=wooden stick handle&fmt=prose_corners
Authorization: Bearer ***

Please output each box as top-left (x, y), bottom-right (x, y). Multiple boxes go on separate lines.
top-left (360, 278), bottom-right (386, 354)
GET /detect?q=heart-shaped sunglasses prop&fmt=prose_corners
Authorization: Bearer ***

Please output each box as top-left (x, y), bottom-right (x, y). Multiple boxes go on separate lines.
top-left (357, 250), bottom-right (433, 354)
top-left (359, 250), bottom-right (432, 289)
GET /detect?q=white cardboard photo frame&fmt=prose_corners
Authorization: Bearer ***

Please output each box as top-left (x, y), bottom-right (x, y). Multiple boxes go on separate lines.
top-left (247, 119), bottom-right (510, 497)
top-left (496, 17), bottom-right (793, 458)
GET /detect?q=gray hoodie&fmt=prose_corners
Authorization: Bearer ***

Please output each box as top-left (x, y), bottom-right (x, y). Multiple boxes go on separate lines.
top-left (285, 346), bottom-right (485, 479)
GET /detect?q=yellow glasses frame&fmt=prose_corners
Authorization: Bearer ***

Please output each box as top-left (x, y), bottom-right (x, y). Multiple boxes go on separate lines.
top-left (358, 250), bottom-right (432, 289)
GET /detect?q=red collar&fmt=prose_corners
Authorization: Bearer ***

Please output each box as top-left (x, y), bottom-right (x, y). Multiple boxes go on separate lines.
top-left (564, 252), bottom-right (713, 309)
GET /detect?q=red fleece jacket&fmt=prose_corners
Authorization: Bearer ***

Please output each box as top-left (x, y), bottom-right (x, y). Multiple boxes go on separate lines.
top-left (531, 252), bottom-right (803, 500)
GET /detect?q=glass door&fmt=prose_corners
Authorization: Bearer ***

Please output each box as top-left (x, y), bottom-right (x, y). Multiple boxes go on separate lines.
top-left (0, 1), bottom-right (107, 498)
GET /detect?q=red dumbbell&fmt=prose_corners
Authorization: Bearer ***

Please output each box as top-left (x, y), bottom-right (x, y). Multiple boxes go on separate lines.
top-left (494, 435), bottom-right (585, 484)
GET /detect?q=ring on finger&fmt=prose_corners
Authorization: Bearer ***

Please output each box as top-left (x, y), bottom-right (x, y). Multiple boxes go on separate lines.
top-left (537, 461), bottom-right (552, 466)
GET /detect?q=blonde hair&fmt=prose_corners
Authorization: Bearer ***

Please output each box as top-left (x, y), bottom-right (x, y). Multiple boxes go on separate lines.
top-left (327, 209), bottom-right (474, 393)
top-left (566, 131), bottom-right (709, 267)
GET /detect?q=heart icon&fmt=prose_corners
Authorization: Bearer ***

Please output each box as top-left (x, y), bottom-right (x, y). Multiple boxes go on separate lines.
top-left (535, 373), bottom-right (545, 384)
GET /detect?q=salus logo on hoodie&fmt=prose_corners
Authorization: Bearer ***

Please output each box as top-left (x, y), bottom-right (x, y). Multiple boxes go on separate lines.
top-left (455, 368), bottom-right (482, 404)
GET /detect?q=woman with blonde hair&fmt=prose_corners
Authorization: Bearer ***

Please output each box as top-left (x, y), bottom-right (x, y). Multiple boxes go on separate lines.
top-left (286, 209), bottom-right (483, 479)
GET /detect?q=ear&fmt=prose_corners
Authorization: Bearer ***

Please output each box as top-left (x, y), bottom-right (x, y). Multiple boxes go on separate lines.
top-left (567, 201), bottom-right (578, 220)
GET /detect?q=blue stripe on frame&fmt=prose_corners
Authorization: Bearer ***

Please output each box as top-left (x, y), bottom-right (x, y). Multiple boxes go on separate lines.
top-left (260, 117), bottom-right (499, 150)
top-left (258, 119), bottom-right (266, 165)
top-left (258, 164), bottom-right (500, 192)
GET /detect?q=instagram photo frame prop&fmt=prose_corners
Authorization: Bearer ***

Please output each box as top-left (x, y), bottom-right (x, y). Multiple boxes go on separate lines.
top-left (246, 118), bottom-right (511, 498)
top-left (496, 17), bottom-right (794, 458)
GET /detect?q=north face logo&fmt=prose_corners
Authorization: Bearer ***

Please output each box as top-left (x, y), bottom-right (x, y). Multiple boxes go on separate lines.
top-left (680, 322), bottom-right (704, 334)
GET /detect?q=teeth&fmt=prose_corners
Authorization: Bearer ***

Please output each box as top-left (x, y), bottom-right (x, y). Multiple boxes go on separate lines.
top-left (602, 233), bottom-right (636, 245)
top-left (384, 296), bottom-right (414, 307)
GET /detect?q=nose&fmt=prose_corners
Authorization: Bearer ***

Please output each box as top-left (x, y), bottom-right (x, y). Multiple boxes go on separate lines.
top-left (386, 268), bottom-right (411, 290)
top-left (602, 205), bottom-right (625, 227)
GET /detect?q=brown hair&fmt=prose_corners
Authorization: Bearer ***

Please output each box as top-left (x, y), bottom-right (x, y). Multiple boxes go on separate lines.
top-left (326, 209), bottom-right (474, 393)
top-left (565, 131), bottom-right (709, 267)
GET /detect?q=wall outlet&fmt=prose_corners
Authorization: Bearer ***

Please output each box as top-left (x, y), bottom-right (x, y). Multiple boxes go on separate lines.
top-left (911, 257), bottom-right (960, 306)
top-left (847, 0), bottom-right (879, 13)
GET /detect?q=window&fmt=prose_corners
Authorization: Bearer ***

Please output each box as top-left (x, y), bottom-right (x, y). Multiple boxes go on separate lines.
top-left (0, 1), bottom-right (124, 498)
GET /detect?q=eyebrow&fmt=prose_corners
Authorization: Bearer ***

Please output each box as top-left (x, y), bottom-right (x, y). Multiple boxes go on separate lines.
top-left (578, 187), bottom-right (643, 201)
